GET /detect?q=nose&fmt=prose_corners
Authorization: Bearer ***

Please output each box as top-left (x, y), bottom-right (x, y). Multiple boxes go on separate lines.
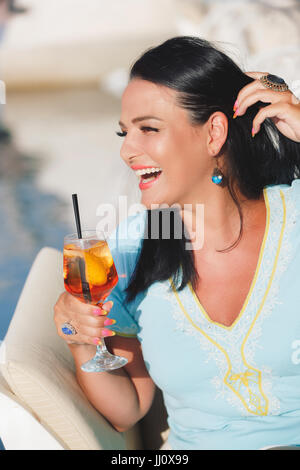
top-left (120, 132), bottom-right (143, 165)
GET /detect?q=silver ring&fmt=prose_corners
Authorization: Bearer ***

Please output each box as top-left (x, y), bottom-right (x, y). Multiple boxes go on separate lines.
top-left (61, 321), bottom-right (77, 336)
top-left (259, 74), bottom-right (289, 92)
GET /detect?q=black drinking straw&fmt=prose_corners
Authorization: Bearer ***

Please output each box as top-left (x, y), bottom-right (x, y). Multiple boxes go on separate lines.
top-left (72, 194), bottom-right (92, 302)
top-left (72, 193), bottom-right (82, 239)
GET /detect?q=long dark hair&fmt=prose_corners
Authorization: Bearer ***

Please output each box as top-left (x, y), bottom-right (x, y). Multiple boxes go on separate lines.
top-left (124, 36), bottom-right (300, 303)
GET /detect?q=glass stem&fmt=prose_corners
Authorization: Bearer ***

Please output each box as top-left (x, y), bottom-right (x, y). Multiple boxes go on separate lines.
top-left (95, 337), bottom-right (109, 357)
top-left (94, 301), bottom-right (110, 357)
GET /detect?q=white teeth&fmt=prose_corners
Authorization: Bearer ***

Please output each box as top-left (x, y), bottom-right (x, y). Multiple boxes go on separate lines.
top-left (135, 167), bottom-right (162, 177)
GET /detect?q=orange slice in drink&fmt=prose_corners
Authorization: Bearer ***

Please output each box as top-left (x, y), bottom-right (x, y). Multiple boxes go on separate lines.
top-left (63, 243), bottom-right (84, 259)
top-left (83, 251), bottom-right (107, 286)
top-left (90, 241), bottom-right (114, 269)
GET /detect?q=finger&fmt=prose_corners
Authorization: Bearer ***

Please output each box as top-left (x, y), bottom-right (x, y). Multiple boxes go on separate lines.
top-left (235, 74), bottom-right (293, 113)
top-left (64, 304), bottom-right (117, 336)
top-left (56, 298), bottom-right (114, 339)
top-left (63, 292), bottom-right (96, 317)
top-left (244, 71), bottom-right (268, 80)
top-left (58, 316), bottom-right (115, 344)
top-left (66, 313), bottom-right (116, 340)
top-left (236, 88), bottom-right (289, 117)
top-left (96, 300), bottom-right (114, 315)
top-left (252, 102), bottom-right (291, 134)
top-left (75, 311), bottom-right (115, 329)
top-left (79, 300), bottom-right (114, 322)
top-left (56, 317), bottom-right (94, 345)
top-left (234, 73), bottom-right (273, 110)
top-left (64, 293), bottom-right (113, 318)
top-left (54, 295), bottom-right (114, 345)
top-left (234, 79), bottom-right (263, 110)
top-left (60, 305), bottom-right (113, 333)
top-left (76, 323), bottom-right (116, 339)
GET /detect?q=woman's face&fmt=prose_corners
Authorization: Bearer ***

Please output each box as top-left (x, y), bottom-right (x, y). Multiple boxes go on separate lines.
top-left (118, 78), bottom-right (214, 209)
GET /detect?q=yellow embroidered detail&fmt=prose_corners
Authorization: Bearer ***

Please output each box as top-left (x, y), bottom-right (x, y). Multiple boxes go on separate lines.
top-left (188, 187), bottom-right (270, 331)
top-left (241, 189), bottom-right (286, 349)
top-left (170, 189), bottom-right (287, 416)
top-left (229, 369), bottom-right (255, 387)
top-left (170, 287), bottom-right (258, 414)
top-left (227, 369), bottom-right (267, 415)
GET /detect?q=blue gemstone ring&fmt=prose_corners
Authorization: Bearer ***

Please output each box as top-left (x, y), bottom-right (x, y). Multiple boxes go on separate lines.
top-left (259, 74), bottom-right (289, 92)
top-left (61, 322), bottom-right (77, 336)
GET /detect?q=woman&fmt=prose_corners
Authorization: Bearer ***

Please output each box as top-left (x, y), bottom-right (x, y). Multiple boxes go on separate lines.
top-left (54, 36), bottom-right (300, 450)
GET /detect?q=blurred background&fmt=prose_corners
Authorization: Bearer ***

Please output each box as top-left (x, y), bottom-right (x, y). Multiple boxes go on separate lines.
top-left (0, 0), bottom-right (300, 342)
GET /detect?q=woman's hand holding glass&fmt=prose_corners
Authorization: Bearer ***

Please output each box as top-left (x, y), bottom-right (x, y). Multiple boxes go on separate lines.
top-left (58, 230), bottom-right (128, 372)
top-left (54, 292), bottom-right (116, 347)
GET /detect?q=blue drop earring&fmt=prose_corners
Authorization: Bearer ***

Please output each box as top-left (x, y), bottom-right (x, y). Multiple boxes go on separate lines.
top-left (211, 159), bottom-right (226, 187)
top-left (212, 167), bottom-right (224, 185)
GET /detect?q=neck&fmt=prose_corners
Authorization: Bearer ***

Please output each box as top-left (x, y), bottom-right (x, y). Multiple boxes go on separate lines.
top-left (178, 183), bottom-right (265, 252)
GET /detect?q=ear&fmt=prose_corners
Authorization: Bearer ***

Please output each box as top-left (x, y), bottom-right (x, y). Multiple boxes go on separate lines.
top-left (206, 112), bottom-right (228, 156)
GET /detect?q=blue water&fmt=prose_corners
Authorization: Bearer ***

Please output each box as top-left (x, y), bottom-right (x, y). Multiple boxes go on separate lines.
top-left (0, 142), bottom-right (70, 340)
top-left (0, 139), bottom-right (71, 450)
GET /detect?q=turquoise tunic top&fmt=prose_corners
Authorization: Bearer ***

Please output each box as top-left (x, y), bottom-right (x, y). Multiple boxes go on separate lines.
top-left (106, 179), bottom-right (300, 450)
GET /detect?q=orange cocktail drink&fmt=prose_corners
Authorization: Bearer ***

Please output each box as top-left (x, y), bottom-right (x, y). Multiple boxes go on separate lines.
top-left (64, 239), bottom-right (118, 304)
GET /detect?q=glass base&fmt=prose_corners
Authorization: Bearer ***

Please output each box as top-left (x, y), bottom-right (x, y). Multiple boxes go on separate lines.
top-left (80, 350), bottom-right (128, 372)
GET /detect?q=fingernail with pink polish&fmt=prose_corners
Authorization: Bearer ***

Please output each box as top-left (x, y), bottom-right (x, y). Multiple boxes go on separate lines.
top-left (252, 127), bottom-right (256, 137)
top-left (233, 100), bottom-right (238, 111)
top-left (93, 337), bottom-right (101, 345)
top-left (102, 328), bottom-right (116, 337)
top-left (93, 308), bottom-right (102, 316)
top-left (104, 318), bottom-right (116, 326)
top-left (233, 108), bottom-right (239, 119)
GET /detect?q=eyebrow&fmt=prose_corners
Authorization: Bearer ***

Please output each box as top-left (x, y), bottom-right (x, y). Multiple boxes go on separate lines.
top-left (118, 115), bottom-right (163, 127)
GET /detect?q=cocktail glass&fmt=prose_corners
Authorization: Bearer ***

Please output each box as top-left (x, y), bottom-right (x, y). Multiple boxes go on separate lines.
top-left (63, 230), bottom-right (128, 372)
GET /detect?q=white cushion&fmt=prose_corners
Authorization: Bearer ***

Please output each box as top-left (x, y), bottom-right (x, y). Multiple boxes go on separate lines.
top-left (0, 247), bottom-right (142, 450)
top-left (0, 369), bottom-right (64, 450)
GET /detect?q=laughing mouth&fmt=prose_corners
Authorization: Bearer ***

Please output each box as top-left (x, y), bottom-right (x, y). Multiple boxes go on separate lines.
top-left (134, 167), bottom-right (162, 183)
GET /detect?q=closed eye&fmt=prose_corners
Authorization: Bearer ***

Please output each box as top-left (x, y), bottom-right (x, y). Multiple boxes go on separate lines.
top-left (115, 130), bottom-right (127, 137)
top-left (140, 126), bottom-right (159, 133)
top-left (115, 126), bottom-right (159, 137)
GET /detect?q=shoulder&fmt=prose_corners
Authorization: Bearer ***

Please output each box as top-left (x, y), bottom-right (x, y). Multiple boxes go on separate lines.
top-left (264, 178), bottom-right (300, 216)
top-left (267, 177), bottom-right (300, 206)
top-left (265, 178), bottom-right (300, 200)
top-left (265, 178), bottom-right (300, 240)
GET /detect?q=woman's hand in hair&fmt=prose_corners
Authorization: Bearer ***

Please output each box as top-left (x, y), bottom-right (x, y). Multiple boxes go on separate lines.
top-left (233, 71), bottom-right (300, 143)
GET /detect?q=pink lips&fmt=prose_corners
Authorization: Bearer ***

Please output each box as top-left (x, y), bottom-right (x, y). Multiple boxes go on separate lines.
top-left (130, 165), bottom-right (162, 191)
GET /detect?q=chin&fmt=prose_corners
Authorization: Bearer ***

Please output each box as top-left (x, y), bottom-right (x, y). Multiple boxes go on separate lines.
top-left (141, 194), bottom-right (181, 211)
